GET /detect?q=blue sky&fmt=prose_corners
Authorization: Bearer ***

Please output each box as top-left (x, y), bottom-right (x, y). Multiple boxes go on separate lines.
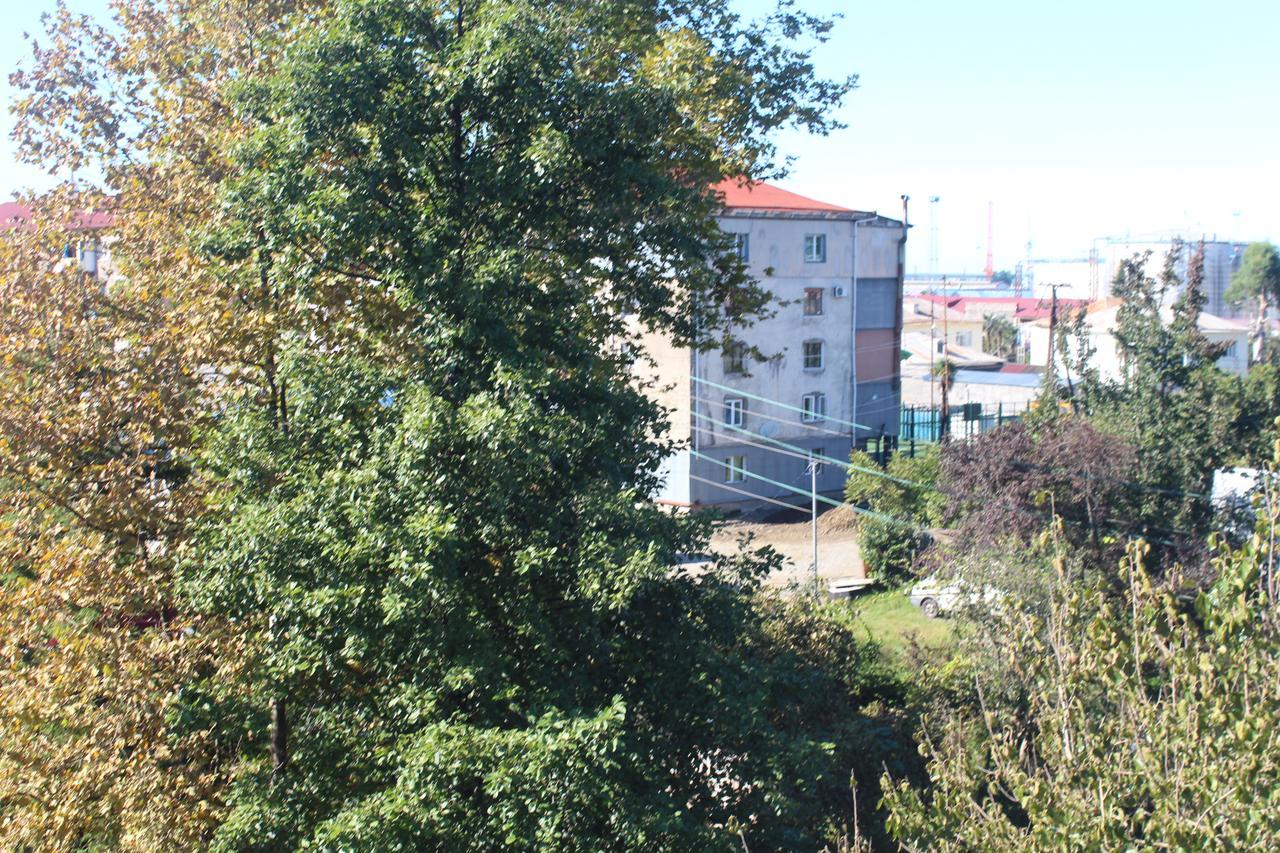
top-left (3, 0), bottom-right (1277, 272)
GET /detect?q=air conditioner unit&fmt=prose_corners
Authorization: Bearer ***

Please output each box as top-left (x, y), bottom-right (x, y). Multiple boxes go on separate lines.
top-left (832, 284), bottom-right (847, 298)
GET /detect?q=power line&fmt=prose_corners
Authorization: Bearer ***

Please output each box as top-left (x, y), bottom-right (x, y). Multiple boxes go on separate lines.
top-left (688, 474), bottom-right (804, 512)
top-left (691, 376), bottom-right (871, 432)
top-left (688, 449), bottom-right (923, 531)
top-left (690, 416), bottom-right (925, 488)
top-left (691, 414), bottom-right (1193, 540)
top-left (690, 395), bottom-right (852, 438)
top-left (701, 378), bottom-right (1209, 507)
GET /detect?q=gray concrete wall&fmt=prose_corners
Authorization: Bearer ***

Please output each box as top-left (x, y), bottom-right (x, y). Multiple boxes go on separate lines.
top-left (687, 435), bottom-right (852, 507)
top-left (642, 211), bottom-right (904, 506)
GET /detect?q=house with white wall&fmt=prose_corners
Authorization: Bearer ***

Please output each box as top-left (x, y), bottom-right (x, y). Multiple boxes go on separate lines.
top-left (1024, 298), bottom-right (1250, 380)
top-left (642, 180), bottom-right (906, 507)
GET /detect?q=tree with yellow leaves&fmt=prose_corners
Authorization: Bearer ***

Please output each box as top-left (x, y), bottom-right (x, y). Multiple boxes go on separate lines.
top-left (0, 2), bottom-right (322, 846)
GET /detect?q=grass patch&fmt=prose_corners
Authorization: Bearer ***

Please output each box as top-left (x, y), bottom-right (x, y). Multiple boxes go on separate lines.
top-left (843, 587), bottom-right (955, 664)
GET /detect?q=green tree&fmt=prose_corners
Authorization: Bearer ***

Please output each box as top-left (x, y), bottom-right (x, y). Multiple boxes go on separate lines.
top-left (882, 496), bottom-right (1280, 849)
top-left (844, 448), bottom-right (945, 580)
top-left (934, 358), bottom-right (958, 439)
top-left (174, 0), bottom-right (880, 848)
top-left (1079, 244), bottom-right (1234, 542)
top-left (1225, 242), bottom-right (1280, 363)
top-left (981, 313), bottom-right (1018, 361)
top-left (1224, 241), bottom-right (1280, 311)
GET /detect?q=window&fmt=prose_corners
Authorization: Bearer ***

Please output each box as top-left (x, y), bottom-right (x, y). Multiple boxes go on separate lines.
top-left (955, 331), bottom-right (973, 348)
top-left (803, 287), bottom-right (823, 316)
top-left (801, 392), bottom-right (826, 422)
top-left (724, 398), bottom-right (744, 427)
top-left (723, 454), bottom-right (746, 483)
top-left (723, 342), bottom-right (746, 374)
top-left (1223, 341), bottom-right (1239, 359)
top-left (807, 447), bottom-right (826, 474)
top-left (731, 232), bottom-right (749, 262)
top-left (936, 339), bottom-right (945, 354)
top-left (804, 233), bottom-right (826, 263)
top-left (803, 340), bottom-right (824, 370)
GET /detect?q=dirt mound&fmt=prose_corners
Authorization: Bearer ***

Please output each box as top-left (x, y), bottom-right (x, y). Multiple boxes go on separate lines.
top-left (817, 504), bottom-right (860, 535)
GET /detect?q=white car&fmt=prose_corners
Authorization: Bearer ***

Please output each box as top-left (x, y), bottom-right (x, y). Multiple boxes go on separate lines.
top-left (909, 574), bottom-right (1003, 618)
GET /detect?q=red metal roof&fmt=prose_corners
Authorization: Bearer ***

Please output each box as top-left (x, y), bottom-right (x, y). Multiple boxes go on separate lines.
top-left (913, 293), bottom-right (1088, 321)
top-left (0, 202), bottom-right (30, 229)
top-left (0, 201), bottom-right (115, 231)
top-left (713, 178), bottom-right (852, 213)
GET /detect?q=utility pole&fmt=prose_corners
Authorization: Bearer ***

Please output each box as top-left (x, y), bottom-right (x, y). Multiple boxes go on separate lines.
top-left (928, 195), bottom-right (941, 278)
top-left (1043, 283), bottom-right (1059, 405)
top-left (809, 458), bottom-right (819, 597)
top-left (984, 201), bottom-right (995, 280)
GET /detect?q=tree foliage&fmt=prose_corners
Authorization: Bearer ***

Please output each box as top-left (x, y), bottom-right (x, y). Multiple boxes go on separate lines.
top-left (1224, 241), bottom-right (1280, 310)
top-left (845, 449), bottom-right (945, 581)
top-left (1074, 244), bottom-right (1237, 545)
top-left (146, 0), bottom-right (880, 848)
top-left (0, 0), bottom-right (315, 841)
top-left (940, 416), bottom-right (1137, 561)
top-left (981, 313), bottom-right (1018, 361)
top-left (882, 479), bottom-right (1280, 849)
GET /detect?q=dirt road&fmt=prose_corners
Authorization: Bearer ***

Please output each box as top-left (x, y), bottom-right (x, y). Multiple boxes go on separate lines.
top-left (708, 504), bottom-right (865, 590)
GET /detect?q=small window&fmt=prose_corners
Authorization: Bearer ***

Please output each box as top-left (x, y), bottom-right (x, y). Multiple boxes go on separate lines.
top-left (955, 331), bottom-right (972, 348)
top-left (936, 339), bottom-right (945, 354)
top-left (803, 340), bottom-right (824, 370)
top-left (803, 287), bottom-right (823, 316)
top-left (731, 232), bottom-right (749, 262)
top-left (723, 454), bottom-right (746, 483)
top-left (801, 392), bottom-right (826, 423)
top-left (1223, 341), bottom-right (1238, 359)
top-left (724, 398), bottom-right (744, 427)
top-left (807, 447), bottom-right (826, 474)
top-left (723, 342), bottom-right (747, 374)
top-left (804, 233), bottom-right (827, 263)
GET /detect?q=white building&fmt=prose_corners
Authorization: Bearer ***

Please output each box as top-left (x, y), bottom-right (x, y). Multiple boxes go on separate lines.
top-left (1029, 239), bottom-right (1247, 317)
top-left (1024, 298), bottom-right (1250, 380)
top-left (643, 180), bottom-right (906, 508)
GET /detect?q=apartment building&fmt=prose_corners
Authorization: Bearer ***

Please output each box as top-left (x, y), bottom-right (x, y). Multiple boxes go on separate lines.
top-left (645, 180), bottom-right (906, 507)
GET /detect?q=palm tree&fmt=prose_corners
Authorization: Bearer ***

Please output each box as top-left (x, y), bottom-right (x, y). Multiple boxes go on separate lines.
top-left (982, 313), bottom-right (1018, 361)
top-left (933, 358), bottom-right (957, 440)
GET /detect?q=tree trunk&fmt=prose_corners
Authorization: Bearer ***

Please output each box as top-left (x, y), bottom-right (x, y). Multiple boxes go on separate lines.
top-left (272, 696), bottom-right (289, 773)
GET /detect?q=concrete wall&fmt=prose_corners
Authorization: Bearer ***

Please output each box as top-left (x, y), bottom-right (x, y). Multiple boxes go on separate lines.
top-left (902, 374), bottom-right (1041, 409)
top-left (686, 434), bottom-right (851, 508)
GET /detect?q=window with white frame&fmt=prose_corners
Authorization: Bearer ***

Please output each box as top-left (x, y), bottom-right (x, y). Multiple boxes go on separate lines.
top-left (804, 233), bottom-right (827, 263)
top-left (731, 232), bottom-right (749, 262)
top-left (955, 331), bottom-right (973, 347)
top-left (801, 392), bottom-right (826, 422)
top-left (803, 287), bottom-right (823, 315)
top-left (1223, 341), bottom-right (1238, 360)
top-left (724, 398), bottom-right (744, 427)
top-left (723, 454), bottom-right (746, 483)
top-left (802, 340), bottom-right (824, 370)
top-left (807, 447), bottom-right (826, 474)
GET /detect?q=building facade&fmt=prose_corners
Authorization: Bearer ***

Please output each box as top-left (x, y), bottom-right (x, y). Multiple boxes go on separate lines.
top-left (644, 181), bottom-right (906, 508)
top-left (1024, 298), bottom-right (1250, 379)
